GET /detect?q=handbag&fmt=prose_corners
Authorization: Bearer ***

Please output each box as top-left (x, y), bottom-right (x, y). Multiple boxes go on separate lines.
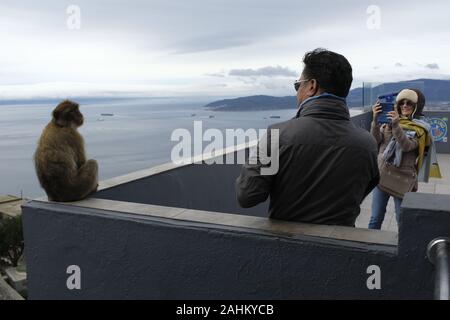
top-left (378, 161), bottom-right (417, 199)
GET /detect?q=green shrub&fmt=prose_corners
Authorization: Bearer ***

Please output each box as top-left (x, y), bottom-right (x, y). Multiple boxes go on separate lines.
top-left (0, 216), bottom-right (24, 267)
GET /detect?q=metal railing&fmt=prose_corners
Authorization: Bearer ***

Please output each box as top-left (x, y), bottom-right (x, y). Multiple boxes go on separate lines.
top-left (427, 237), bottom-right (450, 300)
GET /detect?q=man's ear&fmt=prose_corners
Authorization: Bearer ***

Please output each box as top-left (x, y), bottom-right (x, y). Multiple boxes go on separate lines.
top-left (307, 79), bottom-right (320, 97)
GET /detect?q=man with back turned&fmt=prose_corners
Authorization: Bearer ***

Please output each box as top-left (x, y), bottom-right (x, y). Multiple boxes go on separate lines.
top-left (235, 48), bottom-right (379, 226)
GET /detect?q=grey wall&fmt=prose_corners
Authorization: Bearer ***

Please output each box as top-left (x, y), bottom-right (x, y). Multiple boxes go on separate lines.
top-left (350, 111), bottom-right (372, 131)
top-left (21, 192), bottom-right (450, 299)
top-left (397, 193), bottom-right (450, 298)
top-left (22, 201), bottom-right (399, 300)
top-left (96, 161), bottom-right (269, 218)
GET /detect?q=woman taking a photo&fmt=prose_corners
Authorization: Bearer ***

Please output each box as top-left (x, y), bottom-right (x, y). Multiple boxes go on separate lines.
top-left (368, 89), bottom-right (430, 229)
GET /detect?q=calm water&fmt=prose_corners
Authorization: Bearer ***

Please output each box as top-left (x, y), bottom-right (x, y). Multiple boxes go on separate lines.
top-left (0, 99), bottom-right (362, 198)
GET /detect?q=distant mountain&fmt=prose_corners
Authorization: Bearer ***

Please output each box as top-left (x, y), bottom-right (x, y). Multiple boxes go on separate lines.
top-left (204, 95), bottom-right (297, 111)
top-left (347, 78), bottom-right (450, 107)
top-left (205, 79), bottom-right (450, 111)
top-left (0, 97), bottom-right (138, 106)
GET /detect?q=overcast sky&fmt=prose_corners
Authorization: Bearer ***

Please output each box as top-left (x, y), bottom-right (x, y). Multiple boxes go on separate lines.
top-left (1, 0), bottom-right (449, 99)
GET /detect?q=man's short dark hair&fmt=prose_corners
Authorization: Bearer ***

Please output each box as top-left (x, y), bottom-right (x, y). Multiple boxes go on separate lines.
top-left (302, 48), bottom-right (353, 98)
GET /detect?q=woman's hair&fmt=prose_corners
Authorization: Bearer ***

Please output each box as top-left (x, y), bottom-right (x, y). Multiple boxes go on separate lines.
top-left (411, 88), bottom-right (426, 117)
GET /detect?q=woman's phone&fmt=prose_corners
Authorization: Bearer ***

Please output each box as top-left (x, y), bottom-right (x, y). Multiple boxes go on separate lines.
top-left (377, 92), bottom-right (398, 124)
top-left (378, 102), bottom-right (394, 124)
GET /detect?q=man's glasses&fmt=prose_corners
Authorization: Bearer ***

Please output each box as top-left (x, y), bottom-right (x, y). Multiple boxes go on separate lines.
top-left (294, 79), bottom-right (310, 92)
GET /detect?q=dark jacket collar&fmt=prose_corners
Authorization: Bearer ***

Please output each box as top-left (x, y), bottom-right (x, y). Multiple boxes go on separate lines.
top-left (295, 94), bottom-right (350, 120)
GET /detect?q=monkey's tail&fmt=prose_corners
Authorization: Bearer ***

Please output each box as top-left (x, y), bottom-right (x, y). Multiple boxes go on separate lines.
top-left (65, 159), bottom-right (99, 201)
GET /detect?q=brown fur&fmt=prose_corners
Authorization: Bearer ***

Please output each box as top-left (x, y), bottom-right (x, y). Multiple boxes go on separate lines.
top-left (34, 100), bottom-right (98, 202)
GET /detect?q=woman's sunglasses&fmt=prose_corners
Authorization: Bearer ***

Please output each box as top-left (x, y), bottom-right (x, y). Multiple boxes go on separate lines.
top-left (398, 99), bottom-right (415, 108)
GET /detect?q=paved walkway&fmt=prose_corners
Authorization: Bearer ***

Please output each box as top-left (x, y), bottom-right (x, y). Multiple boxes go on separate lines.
top-left (356, 153), bottom-right (450, 232)
top-left (0, 195), bottom-right (25, 219)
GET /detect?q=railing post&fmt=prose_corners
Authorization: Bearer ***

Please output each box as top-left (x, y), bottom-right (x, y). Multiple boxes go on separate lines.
top-left (427, 237), bottom-right (450, 300)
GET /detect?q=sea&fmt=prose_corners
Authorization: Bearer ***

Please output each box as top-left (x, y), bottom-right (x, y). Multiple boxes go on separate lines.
top-left (0, 99), bottom-right (362, 198)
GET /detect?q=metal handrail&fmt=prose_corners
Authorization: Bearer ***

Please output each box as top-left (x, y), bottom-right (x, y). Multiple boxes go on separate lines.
top-left (427, 237), bottom-right (450, 300)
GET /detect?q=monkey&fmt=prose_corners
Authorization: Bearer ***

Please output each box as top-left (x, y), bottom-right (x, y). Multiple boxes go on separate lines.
top-left (34, 100), bottom-right (98, 202)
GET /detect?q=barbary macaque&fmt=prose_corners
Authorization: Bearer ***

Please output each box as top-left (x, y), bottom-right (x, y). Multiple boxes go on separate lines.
top-left (34, 100), bottom-right (98, 201)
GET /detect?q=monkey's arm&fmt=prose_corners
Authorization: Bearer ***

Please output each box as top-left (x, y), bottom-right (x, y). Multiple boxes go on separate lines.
top-left (73, 131), bottom-right (87, 166)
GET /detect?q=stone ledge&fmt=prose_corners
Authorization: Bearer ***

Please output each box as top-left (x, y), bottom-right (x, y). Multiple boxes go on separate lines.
top-left (29, 197), bottom-right (398, 248)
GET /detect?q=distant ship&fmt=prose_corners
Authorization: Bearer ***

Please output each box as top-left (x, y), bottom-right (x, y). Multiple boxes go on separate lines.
top-left (101, 113), bottom-right (114, 116)
top-left (269, 115), bottom-right (281, 119)
top-left (209, 115), bottom-right (215, 118)
top-left (191, 113), bottom-right (196, 117)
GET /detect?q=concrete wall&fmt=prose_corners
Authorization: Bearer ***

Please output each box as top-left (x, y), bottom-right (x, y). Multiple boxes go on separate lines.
top-left (95, 161), bottom-right (269, 217)
top-left (21, 192), bottom-right (450, 299)
top-left (350, 110), bottom-right (372, 131)
top-left (397, 192), bottom-right (450, 298)
top-left (22, 200), bottom-right (399, 300)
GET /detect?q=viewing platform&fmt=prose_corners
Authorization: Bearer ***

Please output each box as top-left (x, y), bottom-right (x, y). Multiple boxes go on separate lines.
top-left (21, 110), bottom-right (450, 299)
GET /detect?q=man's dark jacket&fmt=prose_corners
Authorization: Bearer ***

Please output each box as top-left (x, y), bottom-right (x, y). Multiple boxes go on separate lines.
top-left (235, 95), bottom-right (380, 226)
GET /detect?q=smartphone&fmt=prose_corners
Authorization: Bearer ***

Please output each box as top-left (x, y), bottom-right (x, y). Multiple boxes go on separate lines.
top-left (377, 92), bottom-right (398, 124)
top-left (377, 102), bottom-right (394, 124)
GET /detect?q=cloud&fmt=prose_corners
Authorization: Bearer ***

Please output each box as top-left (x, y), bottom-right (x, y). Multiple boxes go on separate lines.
top-left (425, 63), bottom-right (440, 70)
top-left (229, 66), bottom-right (297, 78)
top-left (171, 35), bottom-right (253, 54)
top-left (205, 73), bottom-right (226, 78)
top-left (2, 0), bottom-right (450, 99)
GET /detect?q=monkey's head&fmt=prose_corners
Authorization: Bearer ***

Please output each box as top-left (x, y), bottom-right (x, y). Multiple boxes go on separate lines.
top-left (52, 100), bottom-right (84, 128)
